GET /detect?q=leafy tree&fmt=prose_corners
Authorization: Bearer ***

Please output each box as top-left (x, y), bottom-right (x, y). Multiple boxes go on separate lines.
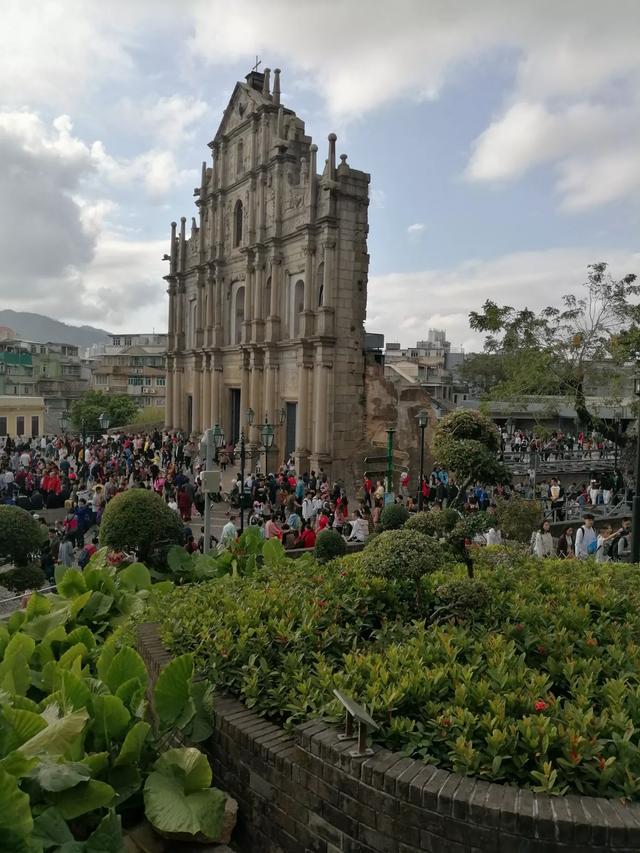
top-left (0, 506), bottom-right (46, 567)
top-left (466, 262), bottom-right (639, 443)
top-left (70, 391), bottom-right (138, 435)
top-left (99, 490), bottom-right (184, 562)
top-left (495, 497), bottom-right (543, 543)
top-left (432, 410), bottom-right (509, 503)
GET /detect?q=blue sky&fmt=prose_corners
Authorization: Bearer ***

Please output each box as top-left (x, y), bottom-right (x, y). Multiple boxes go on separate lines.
top-left (1, 0), bottom-right (638, 350)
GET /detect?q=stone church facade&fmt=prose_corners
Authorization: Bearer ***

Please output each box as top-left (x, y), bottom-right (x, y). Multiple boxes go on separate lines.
top-left (165, 67), bottom-right (370, 481)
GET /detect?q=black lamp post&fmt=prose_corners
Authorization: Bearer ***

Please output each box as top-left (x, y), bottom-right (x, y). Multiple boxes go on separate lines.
top-left (59, 410), bottom-right (69, 434)
top-left (99, 411), bottom-right (110, 432)
top-left (416, 410), bottom-right (428, 511)
top-left (631, 377), bottom-right (640, 563)
top-left (239, 408), bottom-right (255, 534)
top-left (259, 409), bottom-right (285, 477)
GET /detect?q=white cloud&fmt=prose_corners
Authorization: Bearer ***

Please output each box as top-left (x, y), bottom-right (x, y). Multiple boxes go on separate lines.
top-left (366, 249), bottom-right (640, 351)
top-left (407, 223), bottom-right (425, 236)
top-left (0, 109), bottom-right (167, 328)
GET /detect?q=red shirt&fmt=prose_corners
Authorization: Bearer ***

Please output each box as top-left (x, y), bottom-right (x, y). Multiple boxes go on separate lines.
top-left (317, 515), bottom-right (329, 531)
top-left (298, 528), bottom-right (316, 549)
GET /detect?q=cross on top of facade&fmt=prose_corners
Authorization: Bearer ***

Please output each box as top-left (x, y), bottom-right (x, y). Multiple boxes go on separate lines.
top-left (252, 56), bottom-right (261, 73)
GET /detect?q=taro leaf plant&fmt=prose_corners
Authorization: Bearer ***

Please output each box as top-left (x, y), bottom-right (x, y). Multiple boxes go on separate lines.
top-left (0, 546), bottom-right (220, 851)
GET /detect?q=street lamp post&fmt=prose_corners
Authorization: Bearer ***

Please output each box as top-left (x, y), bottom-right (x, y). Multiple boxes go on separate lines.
top-left (59, 410), bottom-right (69, 435)
top-left (260, 409), bottom-right (285, 477)
top-left (200, 424), bottom-right (225, 554)
top-left (631, 378), bottom-right (640, 563)
top-left (99, 411), bottom-right (110, 432)
top-left (416, 410), bottom-right (428, 511)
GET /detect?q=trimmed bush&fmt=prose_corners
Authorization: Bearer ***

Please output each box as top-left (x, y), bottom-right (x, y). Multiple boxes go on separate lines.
top-left (431, 577), bottom-right (490, 622)
top-left (0, 505), bottom-right (46, 567)
top-left (379, 503), bottom-right (409, 530)
top-left (2, 563), bottom-right (46, 592)
top-left (496, 497), bottom-right (543, 542)
top-left (405, 508), bottom-right (460, 537)
top-left (360, 528), bottom-right (446, 583)
top-left (99, 489), bottom-right (184, 561)
top-left (314, 529), bottom-right (347, 563)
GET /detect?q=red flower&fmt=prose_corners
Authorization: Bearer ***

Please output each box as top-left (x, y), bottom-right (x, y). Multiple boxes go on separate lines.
top-left (537, 645), bottom-right (546, 655)
top-left (534, 700), bottom-right (549, 712)
top-left (598, 756), bottom-right (606, 770)
top-left (586, 638), bottom-right (598, 647)
top-left (515, 623), bottom-right (525, 632)
top-left (440, 717), bottom-right (451, 727)
top-left (569, 750), bottom-right (581, 764)
top-left (316, 599), bottom-right (327, 608)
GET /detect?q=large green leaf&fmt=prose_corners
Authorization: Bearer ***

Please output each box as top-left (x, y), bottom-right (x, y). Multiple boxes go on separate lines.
top-left (153, 654), bottom-right (193, 727)
top-left (22, 609), bottom-right (70, 642)
top-left (154, 747), bottom-right (211, 793)
top-left (115, 678), bottom-right (145, 716)
top-left (186, 681), bottom-right (215, 743)
top-left (96, 636), bottom-right (118, 683)
top-left (32, 807), bottom-right (74, 850)
top-left (49, 779), bottom-right (115, 819)
top-left (69, 590), bottom-right (92, 620)
top-left (0, 706), bottom-right (46, 755)
top-left (91, 695), bottom-right (130, 745)
top-left (25, 592), bottom-right (51, 619)
top-left (114, 720), bottom-right (150, 768)
top-left (84, 810), bottom-right (125, 853)
top-left (21, 709), bottom-right (89, 759)
top-left (58, 643), bottom-right (88, 671)
top-left (116, 563), bottom-right (151, 591)
top-left (30, 759), bottom-right (91, 792)
top-left (167, 545), bottom-right (194, 576)
top-left (106, 764), bottom-right (142, 804)
top-left (143, 770), bottom-right (225, 840)
top-left (0, 767), bottom-right (33, 849)
top-left (59, 670), bottom-right (91, 713)
top-left (64, 626), bottom-right (96, 652)
top-left (78, 751), bottom-right (109, 776)
top-left (0, 750), bottom-right (38, 778)
top-left (81, 592), bottom-right (114, 622)
top-left (0, 653), bottom-right (30, 696)
top-left (3, 633), bottom-right (35, 665)
top-left (103, 647), bottom-right (147, 694)
top-left (84, 810), bottom-right (126, 853)
top-left (0, 626), bottom-right (9, 659)
top-left (57, 569), bottom-right (87, 599)
top-left (6, 610), bottom-right (26, 635)
top-left (262, 536), bottom-right (287, 568)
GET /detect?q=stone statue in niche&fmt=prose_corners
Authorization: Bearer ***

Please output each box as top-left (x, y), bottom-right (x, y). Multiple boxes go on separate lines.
top-left (286, 188), bottom-right (304, 210)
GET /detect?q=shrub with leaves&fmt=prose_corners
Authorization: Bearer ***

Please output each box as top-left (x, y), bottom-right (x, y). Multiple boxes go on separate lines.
top-left (2, 563), bottom-right (46, 593)
top-left (495, 497), bottom-right (544, 543)
top-left (360, 528), bottom-right (446, 584)
top-left (99, 490), bottom-right (184, 562)
top-left (404, 508), bottom-right (460, 537)
top-left (379, 504), bottom-right (409, 531)
top-left (0, 546), bottom-right (220, 850)
top-left (147, 552), bottom-right (640, 800)
top-left (314, 529), bottom-right (347, 564)
top-left (0, 505), bottom-right (46, 567)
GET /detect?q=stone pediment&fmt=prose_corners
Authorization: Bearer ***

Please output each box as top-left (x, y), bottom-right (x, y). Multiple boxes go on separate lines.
top-left (213, 83), bottom-right (271, 144)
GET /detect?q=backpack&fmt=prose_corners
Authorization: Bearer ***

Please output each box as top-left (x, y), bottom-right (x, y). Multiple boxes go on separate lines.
top-left (582, 527), bottom-right (599, 555)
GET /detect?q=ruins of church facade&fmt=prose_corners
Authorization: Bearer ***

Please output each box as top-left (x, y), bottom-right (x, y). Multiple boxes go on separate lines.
top-left (165, 67), bottom-right (370, 480)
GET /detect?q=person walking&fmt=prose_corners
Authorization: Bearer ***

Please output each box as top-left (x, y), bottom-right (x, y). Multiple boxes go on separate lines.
top-left (556, 526), bottom-right (574, 558)
top-left (533, 520), bottom-right (554, 558)
top-left (575, 513), bottom-right (597, 559)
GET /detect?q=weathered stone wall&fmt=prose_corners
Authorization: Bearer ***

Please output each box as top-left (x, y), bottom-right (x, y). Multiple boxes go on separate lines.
top-left (137, 623), bottom-right (640, 853)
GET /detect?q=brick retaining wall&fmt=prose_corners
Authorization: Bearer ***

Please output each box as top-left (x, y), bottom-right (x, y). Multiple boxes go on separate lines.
top-left (137, 623), bottom-right (640, 853)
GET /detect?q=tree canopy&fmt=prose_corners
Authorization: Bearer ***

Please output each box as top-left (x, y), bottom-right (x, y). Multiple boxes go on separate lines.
top-left (70, 391), bottom-right (138, 435)
top-left (432, 410), bottom-right (508, 498)
top-left (464, 263), bottom-right (639, 441)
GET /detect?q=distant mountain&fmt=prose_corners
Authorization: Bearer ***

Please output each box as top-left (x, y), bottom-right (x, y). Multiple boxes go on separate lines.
top-left (0, 310), bottom-right (111, 348)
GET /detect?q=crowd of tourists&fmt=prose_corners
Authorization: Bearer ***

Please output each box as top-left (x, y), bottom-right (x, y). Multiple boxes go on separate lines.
top-left (501, 428), bottom-right (619, 460)
top-left (0, 423), bottom-right (633, 577)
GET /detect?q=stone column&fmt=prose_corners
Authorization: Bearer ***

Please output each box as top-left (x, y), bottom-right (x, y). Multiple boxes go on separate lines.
top-left (211, 355), bottom-right (222, 428)
top-left (192, 359), bottom-right (202, 435)
top-left (295, 349), bottom-right (311, 474)
top-left (173, 363), bottom-right (182, 431)
top-left (301, 246), bottom-right (315, 337)
top-left (217, 196), bottom-right (225, 257)
top-left (213, 273), bottom-right (224, 348)
top-left (311, 347), bottom-right (333, 470)
top-left (195, 272), bottom-right (205, 348)
top-left (240, 353), bottom-right (250, 428)
top-left (266, 254), bottom-right (282, 341)
top-left (201, 355), bottom-right (211, 431)
top-left (243, 262), bottom-right (254, 344)
top-left (317, 236), bottom-right (336, 337)
top-left (248, 349), bottom-right (263, 446)
top-left (251, 260), bottom-right (265, 343)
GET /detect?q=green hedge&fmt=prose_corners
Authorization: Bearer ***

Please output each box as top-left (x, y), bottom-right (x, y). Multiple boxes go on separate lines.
top-left (146, 554), bottom-right (640, 799)
top-left (99, 489), bottom-right (184, 561)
